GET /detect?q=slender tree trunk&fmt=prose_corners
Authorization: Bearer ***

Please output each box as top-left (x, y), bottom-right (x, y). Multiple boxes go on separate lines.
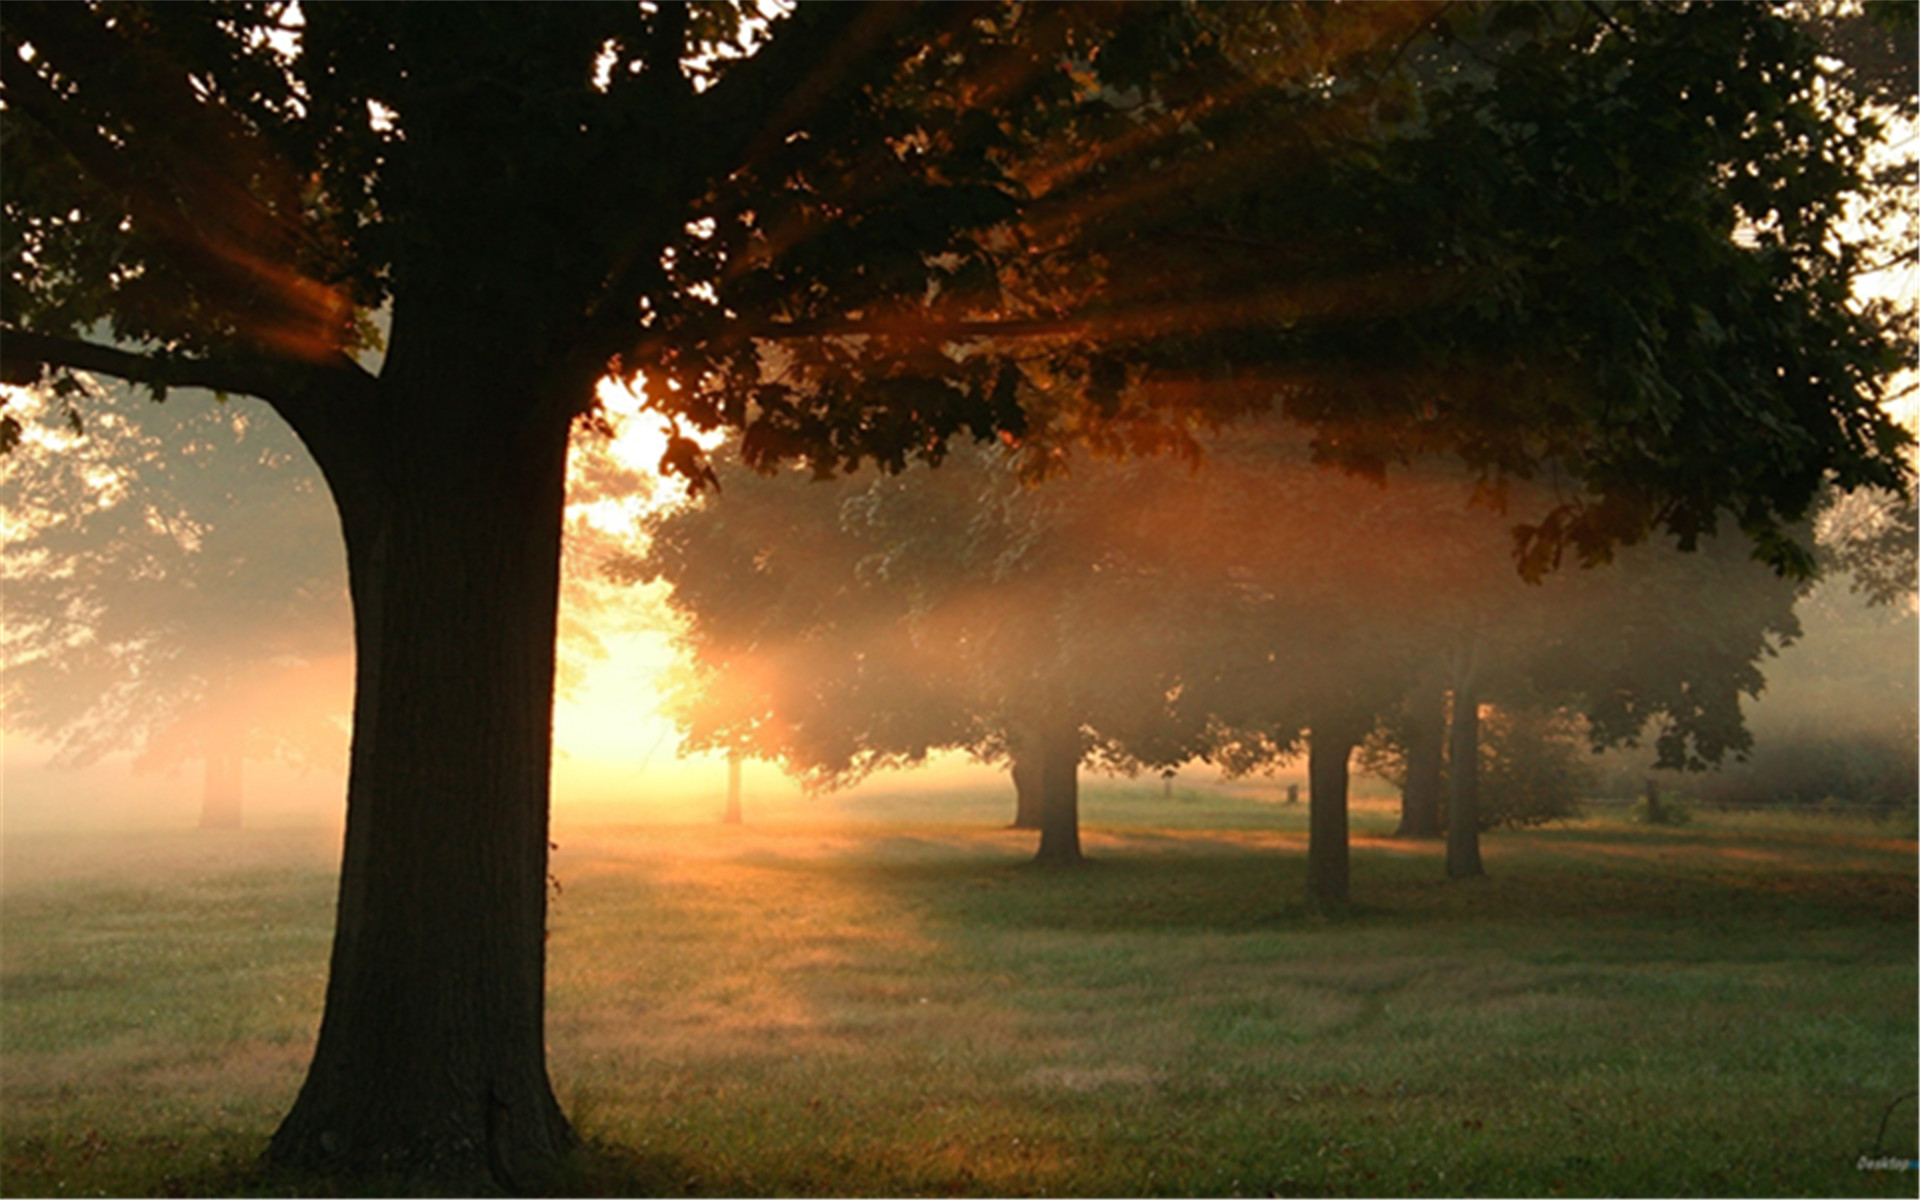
top-left (266, 365), bottom-right (576, 1187)
top-left (1032, 718), bottom-right (1082, 866)
top-left (1396, 671), bottom-right (1445, 839)
top-left (1643, 777), bottom-right (1666, 825)
top-left (1307, 714), bottom-right (1362, 910)
top-left (1008, 738), bottom-right (1043, 830)
top-left (723, 751), bottom-right (743, 825)
top-left (1446, 645), bottom-right (1486, 879)
top-left (199, 750), bottom-right (243, 830)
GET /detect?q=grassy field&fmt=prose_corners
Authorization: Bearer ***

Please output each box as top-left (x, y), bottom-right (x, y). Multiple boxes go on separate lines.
top-left (2, 786), bottom-right (1915, 1196)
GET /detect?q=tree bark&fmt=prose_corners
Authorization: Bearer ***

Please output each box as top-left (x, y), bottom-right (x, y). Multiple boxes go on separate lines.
top-left (265, 364), bottom-right (577, 1187)
top-left (1008, 738), bottom-right (1043, 830)
top-left (1307, 715), bottom-right (1362, 910)
top-left (723, 751), bottom-right (743, 824)
top-left (1396, 671), bottom-right (1446, 839)
top-left (199, 750), bottom-right (243, 830)
top-left (1032, 718), bottom-right (1083, 866)
top-left (1446, 646), bottom-right (1486, 879)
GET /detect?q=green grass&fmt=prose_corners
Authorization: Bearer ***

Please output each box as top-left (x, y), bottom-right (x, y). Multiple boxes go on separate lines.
top-left (2, 789), bottom-right (1915, 1196)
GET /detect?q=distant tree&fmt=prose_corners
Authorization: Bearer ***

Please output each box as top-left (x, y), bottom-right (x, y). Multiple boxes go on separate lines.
top-left (1170, 426), bottom-right (1814, 888)
top-left (1821, 486), bottom-right (1919, 609)
top-left (631, 449), bottom-right (967, 787)
top-left (1388, 669), bottom-right (1449, 838)
top-left (4, 2), bottom-right (1909, 1184)
top-left (1366, 525), bottom-right (1811, 875)
top-left (635, 439), bottom-right (1200, 866)
top-left (1361, 699), bottom-right (1594, 832)
top-left (723, 751), bottom-right (744, 825)
top-left (1685, 576), bottom-right (1918, 813)
top-left (1, 382), bottom-right (350, 827)
top-left (842, 443), bottom-right (1217, 864)
top-left (1, 375), bottom-right (643, 830)
top-left (1151, 432), bottom-right (1467, 908)
top-left (1526, 535), bottom-right (1809, 771)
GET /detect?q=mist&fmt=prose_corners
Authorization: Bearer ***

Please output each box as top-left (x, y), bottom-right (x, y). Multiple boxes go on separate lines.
top-left (6, 376), bottom-right (1914, 848)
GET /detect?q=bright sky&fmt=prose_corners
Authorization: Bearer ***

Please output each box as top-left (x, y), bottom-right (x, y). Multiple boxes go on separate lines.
top-left (555, 377), bottom-right (736, 821)
top-left (551, 375), bottom-right (1003, 824)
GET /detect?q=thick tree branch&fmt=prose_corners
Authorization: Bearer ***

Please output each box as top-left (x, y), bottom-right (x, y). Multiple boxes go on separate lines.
top-left (6, 327), bottom-right (318, 398)
top-left (3, 326), bottom-right (386, 519)
top-left (2, 326), bottom-right (376, 447)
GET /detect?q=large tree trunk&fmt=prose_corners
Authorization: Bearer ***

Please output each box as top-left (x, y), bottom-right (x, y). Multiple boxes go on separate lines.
top-left (1008, 737), bottom-right (1043, 830)
top-left (723, 751), bottom-right (743, 825)
top-left (1395, 671), bottom-right (1445, 839)
top-left (1446, 646), bottom-right (1486, 880)
top-left (1032, 718), bottom-right (1082, 866)
top-left (199, 750), bottom-right (243, 830)
top-left (266, 361), bottom-right (576, 1187)
top-left (1307, 715), bottom-right (1362, 910)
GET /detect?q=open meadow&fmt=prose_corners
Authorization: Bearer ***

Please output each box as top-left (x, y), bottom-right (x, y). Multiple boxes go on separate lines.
top-left (2, 786), bottom-right (1915, 1197)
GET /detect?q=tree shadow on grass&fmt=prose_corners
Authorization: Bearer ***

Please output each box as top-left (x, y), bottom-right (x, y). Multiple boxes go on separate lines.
top-left (844, 851), bottom-right (1341, 935)
top-left (561, 1139), bottom-right (744, 1198)
top-left (805, 836), bottom-right (1916, 940)
top-left (134, 1140), bottom-right (716, 1198)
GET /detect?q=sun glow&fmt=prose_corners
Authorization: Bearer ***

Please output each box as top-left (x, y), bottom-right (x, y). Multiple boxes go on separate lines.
top-left (551, 375), bottom-right (735, 820)
top-left (570, 375), bottom-right (726, 536)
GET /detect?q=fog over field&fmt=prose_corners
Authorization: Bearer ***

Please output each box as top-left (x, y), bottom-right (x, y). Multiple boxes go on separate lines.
top-left (3, 381), bottom-right (1912, 843)
top-left (4, 588), bottom-right (1908, 837)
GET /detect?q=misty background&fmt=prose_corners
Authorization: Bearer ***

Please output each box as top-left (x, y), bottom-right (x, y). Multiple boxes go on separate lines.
top-left (4, 375), bottom-right (1912, 838)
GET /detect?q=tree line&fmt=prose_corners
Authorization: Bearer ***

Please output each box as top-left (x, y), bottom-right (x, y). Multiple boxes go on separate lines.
top-left (629, 420), bottom-right (1826, 905)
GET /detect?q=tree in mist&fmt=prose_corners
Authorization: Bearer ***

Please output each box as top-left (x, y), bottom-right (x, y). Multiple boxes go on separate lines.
top-left (1351, 516), bottom-right (1812, 876)
top-left (1, 383), bottom-right (350, 828)
top-left (1821, 487), bottom-right (1919, 611)
top-left (639, 424), bottom-right (1421, 895)
top-left (635, 438), bottom-right (1200, 866)
top-left (838, 441), bottom-right (1213, 865)
top-left (1419, 522), bottom-right (1811, 874)
top-left (1365, 700), bottom-right (1593, 832)
top-left (1156, 423), bottom-right (1824, 893)
top-left (633, 449), bottom-right (968, 790)
top-left (1112, 417), bottom-right (1550, 905)
top-left (3, 2), bottom-right (1909, 1184)
top-left (1681, 565), bottom-right (1917, 814)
